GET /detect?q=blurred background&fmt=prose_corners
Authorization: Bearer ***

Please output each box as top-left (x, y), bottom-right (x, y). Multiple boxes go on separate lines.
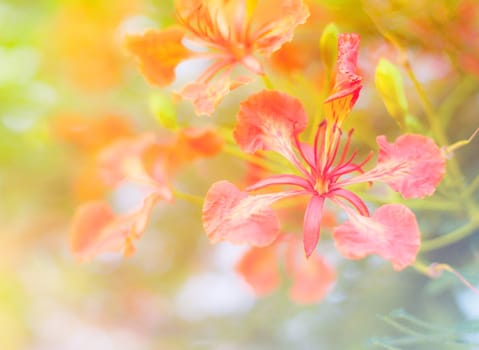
top-left (1, 0), bottom-right (479, 349)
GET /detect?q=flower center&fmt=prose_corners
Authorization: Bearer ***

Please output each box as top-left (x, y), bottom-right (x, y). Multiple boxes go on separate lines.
top-left (314, 177), bottom-right (330, 195)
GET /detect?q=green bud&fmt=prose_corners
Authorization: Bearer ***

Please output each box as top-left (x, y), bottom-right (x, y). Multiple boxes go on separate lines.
top-left (375, 58), bottom-right (409, 129)
top-left (148, 93), bottom-right (178, 130)
top-left (319, 23), bottom-right (339, 77)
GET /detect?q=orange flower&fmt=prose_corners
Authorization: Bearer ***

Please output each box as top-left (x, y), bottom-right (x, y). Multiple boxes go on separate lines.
top-left (236, 234), bottom-right (336, 304)
top-left (126, 0), bottom-right (309, 115)
top-left (70, 128), bottom-right (223, 262)
top-left (51, 113), bottom-right (134, 201)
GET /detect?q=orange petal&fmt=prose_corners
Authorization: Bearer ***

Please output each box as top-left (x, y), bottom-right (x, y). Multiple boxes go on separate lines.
top-left (125, 28), bottom-right (191, 87)
top-left (70, 194), bottom-right (159, 262)
top-left (287, 250), bottom-right (335, 304)
top-left (178, 76), bottom-right (252, 116)
top-left (175, 128), bottom-right (224, 162)
top-left (51, 113), bottom-right (133, 153)
top-left (236, 244), bottom-right (281, 296)
top-left (252, 0), bottom-right (310, 55)
top-left (324, 33), bottom-right (362, 125)
top-left (233, 90), bottom-right (308, 156)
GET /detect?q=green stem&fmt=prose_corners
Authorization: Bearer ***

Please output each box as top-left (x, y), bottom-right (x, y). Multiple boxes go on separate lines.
top-left (360, 192), bottom-right (461, 212)
top-left (463, 175), bottom-right (479, 198)
top-left (420, 219), bottom-right (479, 252)
top-left (262, 75), bottom-right (274, 90)
top-left (173, 189), bottom-right (204, 206)
top-left (223, 144), bottom-right (286, 173)
top-left (440, 75), bottom-right (479, 126)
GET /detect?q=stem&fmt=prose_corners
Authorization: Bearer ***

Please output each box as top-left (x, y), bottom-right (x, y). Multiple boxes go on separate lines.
top-left (261, 74), bottom-right (274, 90)
top-left (223, 144), bottom-right (286, 173)
top-left (420, 219), bottom-right (479, 252)
top-left (463, 175), bottom-right (479, 198)
top-left (173, 189), bottom-right (204, 206)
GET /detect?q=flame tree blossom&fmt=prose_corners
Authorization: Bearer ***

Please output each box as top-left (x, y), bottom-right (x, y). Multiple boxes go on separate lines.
top-left (202, 90), bottom-right (446, 270)
top-left (125, 0), bottom-right (309, 116)
top-left (71, 128), bottom-right (223, 262)
top-left (237, 233), bottom-right (336, 304)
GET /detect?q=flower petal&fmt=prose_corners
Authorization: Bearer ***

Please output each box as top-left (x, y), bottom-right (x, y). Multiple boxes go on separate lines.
top-left (376, 134), bottom-right (446, 198)
top-left (324, 33), bottom-right (362, 125)
top-left (125, 28), bottom-right (191, 87)
top-left (333, 204), bottom-right (421, 270)
top-left (302, 195), bottom-right (325, 257)
top-left (236, 244), bottom-right (281, 296)
top-left (178, 76), bottom-right (252, 116)
top-left (233, 90), bottom-right (308, 159)
top-left (202, 181), bottom-right (304, 246)
top-left (70, 194), bottom-right (159, 262)
top-left (288, 252), bottom-right (335, 304)
top-left (343, 134), bottom-right (446, 199)
top-left (251, 0), bottom-right (310, 55)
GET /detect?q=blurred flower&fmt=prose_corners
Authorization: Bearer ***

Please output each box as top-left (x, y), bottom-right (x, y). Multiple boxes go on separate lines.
top-left (70, 128), bottom-right (223, 262)
top-left (202, 88), bottom-right (445, 270)
top-left (125, 0), bottom-right (309, 115)
top-left (237, 234), bottom-right (336, 304)
top-left (51, 113), bottom-right (134, 201)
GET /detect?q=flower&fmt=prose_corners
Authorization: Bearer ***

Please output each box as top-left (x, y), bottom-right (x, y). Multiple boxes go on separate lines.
top-left (70, 128), bottom-right (223, 262)
top-left (202, 89), bottom-right (446, 270)
top-left (125, 0), bottom-right (309, 115)
top-left (236, 234), bottom-right (335, 304)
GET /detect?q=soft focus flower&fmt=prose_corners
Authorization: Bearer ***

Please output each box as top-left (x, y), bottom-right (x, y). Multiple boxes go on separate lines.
top-left (236, 234), bottom-right (335, 304)
top-left (202, 89), bottom-right (446, 270)
top-left (71, 128), bottom-right (223, 262)
top-left (125, 0), bottom-right (309, 115)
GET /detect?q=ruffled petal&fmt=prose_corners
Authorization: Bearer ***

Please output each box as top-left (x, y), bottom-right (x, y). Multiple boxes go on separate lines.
top-left (342, 134), bottom-right (446, 199)
top-left (302, 195), bottom-right (325, 257)
top-left (70, 194), bottom-right (159, 262)
top-left (233, 90), bottom-right (308, 158)
top-left (251, 0), bottom-right (310, 55)
top-left (202, 181), bottom-right (304, 246)
top-left (125, 27), bottom-right (191, 87)
top-left (376, 134), bottom-right (446, 198)
top-left (178, 76), bottom-right (252, 116)
top-left (333, 204), bottom-right (421, 270)
top-left (98, 134), bottom-right (173, 200)
top-left (236, 244), bottom-right (281, 296)
top-left (324, 33), bottom-right (362, 125)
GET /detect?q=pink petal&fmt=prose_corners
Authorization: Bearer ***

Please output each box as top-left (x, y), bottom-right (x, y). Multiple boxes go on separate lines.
top-left (233, 90), bottom-right (308, 158)
top-left (70, 194), bottom-right (159, 262)
top-left (333, 204), bottom-right (421, 270)
top-left (285, 237), bottom-right (335, 304)
top-left (302, 195), bottom-right (325, 257)
top-left (376, 134), bottom-right (446, 198)
top-left (236, 244), bottom-right (281, 296)
top-left (202, 181), bottom-right (304, 246)
top-left (343, 134), bottom-right (446, 199)
top-left (178, 76), bottom-right (252, 116)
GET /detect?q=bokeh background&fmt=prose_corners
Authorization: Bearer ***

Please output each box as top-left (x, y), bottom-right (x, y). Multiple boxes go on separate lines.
top-left (1, 0), bottom-right (479, 349)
